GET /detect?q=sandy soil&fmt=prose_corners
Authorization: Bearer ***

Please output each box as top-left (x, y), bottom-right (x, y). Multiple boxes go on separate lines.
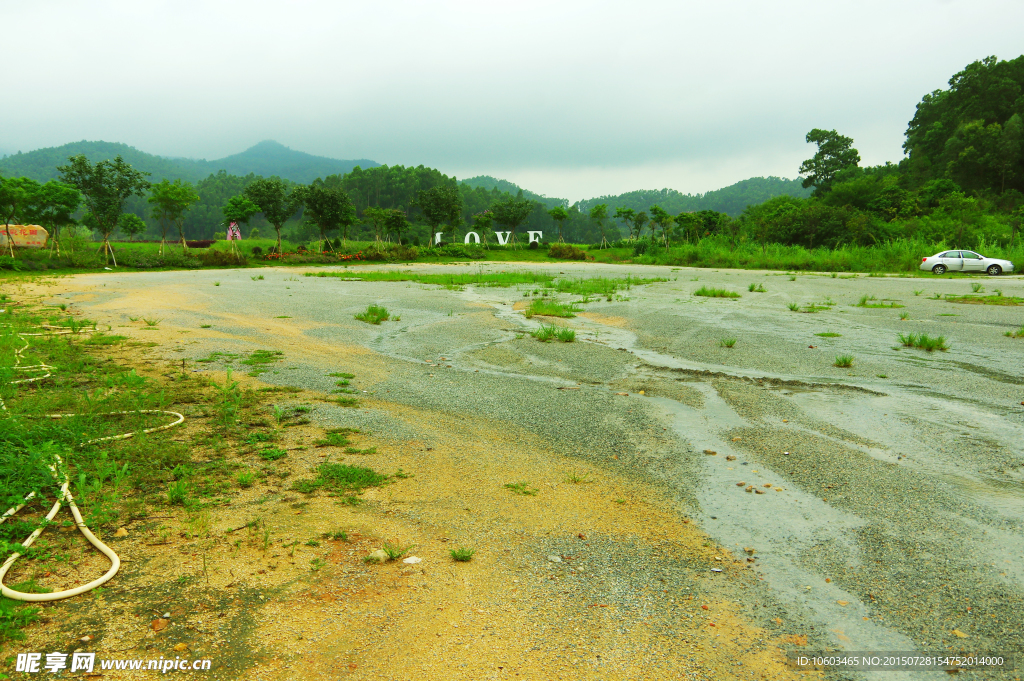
top-left (5, 261), bottom-right (1024, 680)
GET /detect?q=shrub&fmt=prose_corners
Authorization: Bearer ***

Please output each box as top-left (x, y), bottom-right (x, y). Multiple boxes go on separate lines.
top-left (834, 354), bottom-right (854, 368)
top-left (548, 243), bottom-right (586, 260)
top-left (251, 246), bottom-right (263, 256)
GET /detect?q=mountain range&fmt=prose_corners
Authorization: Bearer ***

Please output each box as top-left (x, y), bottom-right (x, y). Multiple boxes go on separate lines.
top-left (1, 140), bottom-right (811, 216)
top-left (0, 140), bottom-right (379, 185)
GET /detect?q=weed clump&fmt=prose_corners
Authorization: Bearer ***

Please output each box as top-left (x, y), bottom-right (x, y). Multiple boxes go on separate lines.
top-left (834, 354), bottom-right (854, 368)
top-left (292, 462), bottom-right (388, 497)
top-left (748, 283), bottom-right (767, 292)
top-left (719, 337), bottom-right (737, 348)
top-left (694, 286), bottom-right (740, 299)
top-left (504, 481), bottom-right (538, 496)
top-left (524, 299), bottom-right (580, 318)
top-left (355, 305), bottom-right (390, 324)
top-left (897, 333), bottom-right (949, 352)
top-left (450, 547), bottom-right (476, 562)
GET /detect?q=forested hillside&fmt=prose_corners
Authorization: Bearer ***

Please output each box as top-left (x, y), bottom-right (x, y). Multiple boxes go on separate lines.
top-left (460, 176), bottom-right (565, 209)
top-left (577, 177), bottom-right (811, 217)
top-left (0, 140), bottom-right (377, 184)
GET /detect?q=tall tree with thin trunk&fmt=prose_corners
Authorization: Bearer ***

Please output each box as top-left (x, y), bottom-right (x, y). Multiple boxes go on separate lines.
top-left (244, 178), bottom-right (302, 253)
top-left (589, 203), bottom-right (609, 247)
top-left (58, 154), bottom-right (151, 266)
top-left (0, 176), bottom-right (41, 258)
top-left (613, 207), bottom-right (635, 241)
top-left (490, 198), bottom-right (533, 248)
top-left (417, 184), bottom-right (463, 244)
top-left (24, 180), bottom-right (81, 256)
top-left (548, 205), bottom-right (569, 242)
top-left (149, 179), bottom-right (199, 254)
top-left (299, 181), bottom-right (356, 251)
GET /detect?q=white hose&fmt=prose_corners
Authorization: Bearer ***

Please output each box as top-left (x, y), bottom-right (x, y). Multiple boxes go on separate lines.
top-left (0, 323), bottom-right (185, 601)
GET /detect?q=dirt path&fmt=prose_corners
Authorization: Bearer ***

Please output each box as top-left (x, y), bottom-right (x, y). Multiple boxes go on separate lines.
top-left (2, 270), bottom-right (822, 680)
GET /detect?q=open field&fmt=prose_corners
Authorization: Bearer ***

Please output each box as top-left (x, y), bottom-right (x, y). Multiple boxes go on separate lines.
top-left (2, 262), bottom-right (1023, 680)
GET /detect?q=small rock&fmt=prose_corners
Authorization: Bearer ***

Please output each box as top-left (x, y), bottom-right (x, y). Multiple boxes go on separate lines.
top-left (615, 392), bottom-right (629, 396)
top-left (743, 547), bottom-right (755, 555)
top-left (714, 556), bottom-right (722, 561)
top-left (755, 489), bottom-right (765, 494)
top-left (701, 605), bottom-right (709, 610)
top-left (952, 629), bottom-right (968, 638)
top-left (162, 612), bottom-right (170, 618)
top-left (745, 486), bottom-right (754, 493)
top-left (763, 483), bottom-right (772, 488)
top-left (736, 481), bottom-right (746, 486)
top-left (577, 533), bottom-right (586, 540)
top-left (114, 527), bottom-right (128, 537)
top-left (704, 449), bottom-right (717, 455)
top-left (151, 619), bottom-right (169, 632)
top-left (825, 578), bottom-right (831, 583)
top-left (732, 437), bottom-right (742, 442)
top-left (725, 455), bottom-right (736, 461)
top-left (638, 390), bottom-right (645, 395)
top-left (403, 556), bottom-right (422, 564)
top-left (547, 555), bottom-right (562, 563)
top-left (365, 549), bottom-right (388, 563)
top-left (173, 643), bottom-right (188, 652)
top-left (836, 600), bottom-right (848, 606)
top-left (783, 451), bottom-right (790, 455)
top-left (710, 568), bottom-right (722, 573)
top-left (80, 635), bottom-right (93, 642)
top-left (746, 557), bottom-right (755, 563)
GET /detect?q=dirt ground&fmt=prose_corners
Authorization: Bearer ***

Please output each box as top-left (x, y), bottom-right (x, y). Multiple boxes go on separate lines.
top-left (4, 261), bottom-right (1023, 680)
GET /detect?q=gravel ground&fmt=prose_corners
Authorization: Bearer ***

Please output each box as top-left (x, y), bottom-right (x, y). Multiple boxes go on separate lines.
top-left (44, 261), bottom-right (1024, 680)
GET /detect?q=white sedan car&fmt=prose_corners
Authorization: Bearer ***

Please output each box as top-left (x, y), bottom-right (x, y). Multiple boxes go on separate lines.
top-left (920, 250), bottom-right (1015, 276)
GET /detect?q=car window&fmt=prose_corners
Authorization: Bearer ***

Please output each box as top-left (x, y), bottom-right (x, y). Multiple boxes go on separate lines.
top-left (940, 251), bottom-right (960, 258)
top-left (962, 252), bottom-right (981, 259)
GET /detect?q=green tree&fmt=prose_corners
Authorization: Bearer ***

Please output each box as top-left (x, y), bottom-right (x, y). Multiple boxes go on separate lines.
top-left (300, 181), bottom-right (356, 250)
top-left (384, 209), bottom-right (410, 245)
top-left (613, 207), bottom-right (635, 240)
top-left (548, 205), bottom-right (569, 242)
top-left (939, 190), bottom-right (978, 246)
top-left (471, 210), bottom-right (495, 245)
top-left (648, 205), bottom-right (673, 245)
top-left (588, 204), bottom-right (609, 247)
top-left (997, 113), bottom-right (1023, 193)
top-left (57, 154), bottom-right (151, 265)
top-left (674, 211), bottom-right (699, 243)
top-left (222, 195), bottom-right (260, 226)
top-left (24, 180), bottom-right (81, 256)
top-left (631, 211), bottom-right (649, 240)
top-left (118, 213), bottom-right (147, 241)
top-left (490, 198), bottom-right (534, 247)
top-left (417, 184), bottom-right (463, 244)
top-left (0, 176), bottom-right (41, 257)
top-left (244, 178), bottom-right (302, 253)
top-left (799, 129), bottom-right (861, 196)
top-left (149, 179), bottom-right (200, 254)
top-left (362, 206), bottom-right (389, 242)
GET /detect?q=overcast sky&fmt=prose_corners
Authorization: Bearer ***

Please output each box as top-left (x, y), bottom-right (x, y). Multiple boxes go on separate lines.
top-left (4, 0), bottom-right (1023, 201)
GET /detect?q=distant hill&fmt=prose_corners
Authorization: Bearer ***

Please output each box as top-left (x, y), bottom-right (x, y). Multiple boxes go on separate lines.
top-left (461, 175), bottom-right (565, 209)
top-left (577, 176), bottom-right (812, 217)
top-left (200, 141), bottom-right (379, 183)
top-left (0, 140), bottom-right (379, 184)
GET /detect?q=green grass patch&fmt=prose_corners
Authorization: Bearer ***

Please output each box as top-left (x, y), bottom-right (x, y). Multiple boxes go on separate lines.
top-left (240, 350), bottom-right (284, 376)
top-left (748, 283), bottom-right (767, 292)
top-left (694, 286), bottom-right (740, 299)
top-left (292, 462), bottom-right (388, 496)
top-left (354, 304), bottom-right (390, 324)
top-left (1006, 325), bottom-right (1024, 338)
top-left (504, 481), bottom-right (538, 496)
top-left (719, 337), bottom-right (737, 348)
top-left (524, 299), bottom-right (580, 318)
top-left (857, 295), bottom-right (904, 308)
top-left (815, 332), bottom-right (842, 337)
top-left (897, 333), bottom-right (950, 352)
top-left (945, 295), bottom-right (1023, 306)
top-left (834, 354), bottom-right (854, 368)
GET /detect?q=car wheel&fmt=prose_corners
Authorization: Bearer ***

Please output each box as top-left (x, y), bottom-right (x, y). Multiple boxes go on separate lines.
top-left (987, 264), bottom-right (1002, 276)
top-left (932, 264), bottom-right (946, 275)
